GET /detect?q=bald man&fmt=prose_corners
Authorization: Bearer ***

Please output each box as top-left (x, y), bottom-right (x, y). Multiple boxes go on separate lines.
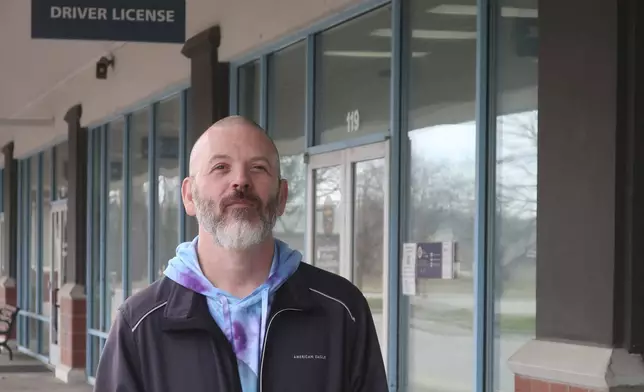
top-left (94, 116), bottom-right (387, 392)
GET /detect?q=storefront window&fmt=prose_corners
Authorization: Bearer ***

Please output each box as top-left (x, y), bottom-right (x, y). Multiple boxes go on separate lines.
top-left (401, 1), bottom-right (477, 391)
top-left (90, 130), bottom-right (102, 331)
top-left (27, 156), bottom-right (39, 353)
top-left (29, 157), bottom-right (38, 315)
top-left (267, 41), bottom-right (306, 255)
top-left (155, 96), bottom-right (181, 277)
top-left (493, 1), bottom-right (538, 391)
top-left (129, 109), bottom-right (150, 296)
top-left (314, 6), bottom-right (391, 145)
top-left (55, 141), bottom-right (68, 200)
top-left (85, 91), bottom-right (187, 340)
top-left (106, 118), bottom-right (125, 326)
top-left (41, 150), bottom-right (52, 356)
top-left (238, 61), bottom-right (261, 124)
top-left (17, 161), bottom-right (23, 346)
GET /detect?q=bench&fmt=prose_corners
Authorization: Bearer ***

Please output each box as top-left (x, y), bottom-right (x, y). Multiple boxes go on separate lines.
top-left (0, 305), bottom-right (19, 360)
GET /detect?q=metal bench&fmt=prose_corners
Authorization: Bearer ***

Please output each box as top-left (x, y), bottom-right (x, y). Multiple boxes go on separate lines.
top-left (0, 305), bottom-right (19, 360)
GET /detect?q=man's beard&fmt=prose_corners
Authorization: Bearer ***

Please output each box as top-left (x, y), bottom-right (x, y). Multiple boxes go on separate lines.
top-left (192, 185), bottom-right (278, 250)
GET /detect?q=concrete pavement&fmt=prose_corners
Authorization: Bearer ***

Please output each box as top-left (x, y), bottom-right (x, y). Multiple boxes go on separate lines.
top-left (0, 345), bottom-right (92, 392)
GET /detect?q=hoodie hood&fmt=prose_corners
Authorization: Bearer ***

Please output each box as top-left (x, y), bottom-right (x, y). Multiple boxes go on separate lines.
top-left (163, 236), bottom-right (302, 391)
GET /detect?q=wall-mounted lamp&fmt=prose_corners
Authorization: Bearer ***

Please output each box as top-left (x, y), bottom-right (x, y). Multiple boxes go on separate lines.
top-left (96, 55), bottom-right (115, 80)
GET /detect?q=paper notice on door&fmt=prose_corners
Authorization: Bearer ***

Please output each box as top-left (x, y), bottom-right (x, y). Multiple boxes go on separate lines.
top-left (401, 243), bottom-right (417, 296)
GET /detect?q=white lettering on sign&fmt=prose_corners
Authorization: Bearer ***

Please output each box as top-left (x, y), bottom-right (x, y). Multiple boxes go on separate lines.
top-left (49, 6), bottom-right (175, 22)
top-left (112, 8), bottom-right (175, 22)
top-left (346, 110), bottom-right (360, 133)
top-left (50, 6), bottom-right (108, 20)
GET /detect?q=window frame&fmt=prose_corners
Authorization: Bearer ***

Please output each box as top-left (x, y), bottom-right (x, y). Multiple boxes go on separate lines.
top-left (228, 0), bottom-right (542, 391)
top-left (85, 88), bottom-right (190, 382)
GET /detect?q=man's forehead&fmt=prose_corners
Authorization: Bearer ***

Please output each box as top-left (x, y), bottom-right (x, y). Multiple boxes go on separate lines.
top-left (205, 125), bottom-right (275, 155)
top-left (189, 118), bottom-right (280, 174)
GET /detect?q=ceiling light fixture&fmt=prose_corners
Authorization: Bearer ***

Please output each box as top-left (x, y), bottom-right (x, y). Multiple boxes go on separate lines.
top-left (427, 4), bottom-right (538, 18)
top-left (323, 50), bottom-right (429, 58)
top-left (371, 28), bottom-right (477, 40)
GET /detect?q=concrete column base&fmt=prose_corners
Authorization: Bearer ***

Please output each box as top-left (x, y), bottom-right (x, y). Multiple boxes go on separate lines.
top-left (55, 283), bottom-right (86, 383)
top-left (510, 340), bottom-right (644, 392)
top-left (55, 363), bottom-right (87, 384)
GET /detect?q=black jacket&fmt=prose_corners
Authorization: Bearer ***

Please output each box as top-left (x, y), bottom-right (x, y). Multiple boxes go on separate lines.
top-left (93, 262), bottom-right (388, 392)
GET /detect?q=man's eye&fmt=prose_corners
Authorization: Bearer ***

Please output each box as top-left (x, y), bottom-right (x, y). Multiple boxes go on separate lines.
top-left (212, 164), bottom-right (226, 171)
top-left (252, 165), bottom-right (267, 171)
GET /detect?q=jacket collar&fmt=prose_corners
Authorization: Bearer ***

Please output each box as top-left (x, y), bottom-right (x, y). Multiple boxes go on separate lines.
top-left (160, 278), bottom-right (217, 333)
top-left (159, 266), bottom-right (318, 333)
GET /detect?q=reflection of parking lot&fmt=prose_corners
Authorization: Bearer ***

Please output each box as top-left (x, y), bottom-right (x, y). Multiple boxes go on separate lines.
top-left (368, 292), bottom-right (535, 392)
top-left (405, 326), bottom-right (527, 392)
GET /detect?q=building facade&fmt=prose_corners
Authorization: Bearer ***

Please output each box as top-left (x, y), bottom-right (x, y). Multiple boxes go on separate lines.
top-left (0, 0), bottom-right (643, 391)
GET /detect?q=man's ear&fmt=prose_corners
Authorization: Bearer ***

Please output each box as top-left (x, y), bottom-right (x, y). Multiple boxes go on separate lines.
top-left (182, 177), bottom-right (197, 217)
top-left (277, 178), bottom-right (288, 216)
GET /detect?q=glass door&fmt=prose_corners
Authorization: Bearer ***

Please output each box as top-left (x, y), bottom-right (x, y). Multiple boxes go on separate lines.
top-left (49, 201), bottom-right (67, 366)
top-left (306, 141), bottom-right (389, 363)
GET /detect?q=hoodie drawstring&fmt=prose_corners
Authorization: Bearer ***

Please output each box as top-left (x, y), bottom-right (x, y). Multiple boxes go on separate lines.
top-left (259, 289), bottom-right (269, 352)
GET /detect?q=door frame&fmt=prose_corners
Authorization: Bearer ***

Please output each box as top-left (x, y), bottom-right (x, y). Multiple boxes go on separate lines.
top-left (305, 140), bottom-right (390, 365)
top-left (49, 200), bottom-right (67, 366)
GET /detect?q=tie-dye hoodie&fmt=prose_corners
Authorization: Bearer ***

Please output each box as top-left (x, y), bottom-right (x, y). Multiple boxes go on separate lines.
top-left (163, 236), bottom-right (302, 392)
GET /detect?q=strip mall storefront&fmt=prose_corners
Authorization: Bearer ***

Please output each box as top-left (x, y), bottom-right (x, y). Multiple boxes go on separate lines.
top-left (1, 0), bottom-right (643, 391)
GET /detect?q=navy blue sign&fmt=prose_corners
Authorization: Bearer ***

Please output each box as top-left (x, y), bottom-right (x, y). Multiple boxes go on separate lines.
top-left (31, 0), bottom-right (186, 43)
top-left (416, 243), bottom-right (443, 279)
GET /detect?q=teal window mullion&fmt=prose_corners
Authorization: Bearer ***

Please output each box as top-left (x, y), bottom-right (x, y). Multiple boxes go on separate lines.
top-left (51, 145), bottom-right (57, 202)
top-left (0, 169), bottom-right (4, 214)
top-left (86, 128), bottom-right (95, 375)
top-left (99, 126), bottom-right (108, 332)
top-left (16, 161), bottom-right (22, 345)
top-left (21, 160), bottom-right (27, 346)
top-left (26, 158), bottom-right (31, 313)
top-left (148, 104), bottom-right (157, 283)
top-left (179, 90), bottom-right (188, 243)
top-left (230, 67), bottom-right (238, 115)
top-left (305, 34), bottom-right (315, 149)
top-left (36, 153), bottom-right (43, 315)
top-left (474, 0), bottom-right (496, 391)
top-left (387, 0), bottom-right (403, 389)
top-left (36, 153), bottom-right (43, 354)
top-left (25, 157), bottom-right (31, 348)
top-left (259, 55), bottom-right (269, 129)
top-left (123, 115), bottom-right (131, 298)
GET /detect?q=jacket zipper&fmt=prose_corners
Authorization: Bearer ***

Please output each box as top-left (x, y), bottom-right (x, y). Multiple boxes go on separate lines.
top-left (210, 336), bottom-right (243, 392)
top-left (259, 308), bottom-right (302, 392)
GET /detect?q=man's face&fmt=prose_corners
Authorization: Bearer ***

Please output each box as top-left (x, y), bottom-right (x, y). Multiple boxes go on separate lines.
top-left (183, 123), bottom-right (287, 250)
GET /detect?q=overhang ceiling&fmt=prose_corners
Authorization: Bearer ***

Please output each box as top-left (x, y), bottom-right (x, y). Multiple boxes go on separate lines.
top-left (0, 0), bottom-right (126, 120)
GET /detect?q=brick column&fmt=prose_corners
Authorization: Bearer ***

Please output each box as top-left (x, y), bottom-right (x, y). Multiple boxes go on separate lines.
top-left (55, 104), bottom-right (87, 383)
top-left (0, 277), bottom-right (16, 339)
top-left (509, 0), bottom-right (644, 391)
top-left (56, 284), bottom-right (86, 382)
top-left (1, 142), bottom-right (18, 339)
top-left (181, 25), bottom-right (229, 239)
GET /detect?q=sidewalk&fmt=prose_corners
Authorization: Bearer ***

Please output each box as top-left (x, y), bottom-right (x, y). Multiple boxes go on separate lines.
top-left (0, 346), bottom-right (92, 392)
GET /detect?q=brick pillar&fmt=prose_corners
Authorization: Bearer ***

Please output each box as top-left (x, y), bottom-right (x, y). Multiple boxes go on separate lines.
top-left (0, 277), bottom-right (16, 339)
top-left (1, 142), bottom-right (18, 340)
top-left (510, 0), bottom-right (644, 391)
top-left (55, 104), bottom-right (87, 383)
top-left (56, 283), bottom-right (86, 382)
top-left (510, 341), bottom-right (644, 392)
top-left (181, 25), bottom-right (229, 239)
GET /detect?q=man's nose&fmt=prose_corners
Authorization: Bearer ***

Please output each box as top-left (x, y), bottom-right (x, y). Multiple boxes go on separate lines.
top-left (231, 168), bottom-right (252, 191)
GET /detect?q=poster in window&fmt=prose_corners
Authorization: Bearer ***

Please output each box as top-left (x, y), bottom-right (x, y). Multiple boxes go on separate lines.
top-left (415, 241), bottom-right (455, 280)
